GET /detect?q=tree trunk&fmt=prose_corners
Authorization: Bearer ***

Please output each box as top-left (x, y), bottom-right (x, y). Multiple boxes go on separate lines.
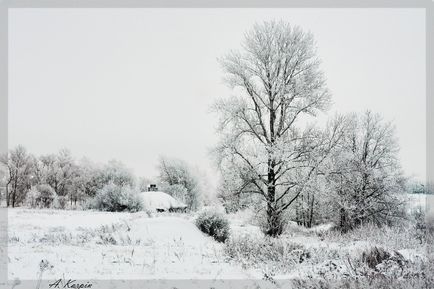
top-left (5, 183), bottom-right (9, 207)
top-left (12, 176), bottom-right (18, 208)
top-left (340, 207), bottom-right (349, 233)
top-left (295, 200), bottom-right (301, 226)
top-left (265, 158), bottom-right (284, 237)
top-left (11, 191), bottom-right (15, 208)
top-left (308, 194), bottom-right (315, 228)
top-left (264, 97), bottom-right (284, 237)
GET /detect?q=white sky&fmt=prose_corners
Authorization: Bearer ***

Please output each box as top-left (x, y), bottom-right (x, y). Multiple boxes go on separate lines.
top-left (8, 8), bottom-right (426, 186)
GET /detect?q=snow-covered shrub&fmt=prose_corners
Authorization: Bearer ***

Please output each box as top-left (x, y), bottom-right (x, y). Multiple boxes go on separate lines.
top-left (92, 183), bottom-right (143, 212)
top-left (224, 234), bottom-right (309, 272)
top-left (411, 207), bottom-right (426, 244)
top-left (36, 184), bottom-right (57, 208)
top-left (256, 210), bottom-right (288, 236)
top-left (26, 184), bottom-right (57, 208)
top-left (82, 198), bottom-right (95, 210)
top-left (52, 195), bottom-right (68, 209)
top-left (361, 246), bottom-right (392, 269)
top-left (353, 246), bottom-right (427, 280)
top-left (25, 187), bottom-right (39, 208)
top-left (195, 210), bottom-right (230, 242)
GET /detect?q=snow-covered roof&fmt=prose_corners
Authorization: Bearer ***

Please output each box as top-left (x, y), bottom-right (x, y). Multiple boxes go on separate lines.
top-left (139, 191), bottom-right (187, 211)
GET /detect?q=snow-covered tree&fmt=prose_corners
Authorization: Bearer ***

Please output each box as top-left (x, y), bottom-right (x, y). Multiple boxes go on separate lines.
top-left (33, 184), bottom-right (57, 208)
top-left (92, 182), bottom-right (143, 212)
top-left (157, 156), bottom-right (202, 211)
top-left (214, 21), bottom-right (344, 236)
top-left (73, 158), bottom-right (136, 204)
top-left (37, 149), bottom-right (78, 198)
top-left (0, 161), bottom-right (7, 204)
top-left (326, 111), bottom-right (406, 231)
top-left (0, 145), bottom-right (35, 207)
top-left (72, 159), bottom-right (99, 200)
top-left (99, 160), bottom-right (135, 188)
top-left (216, 158), bottom-right (263, 213)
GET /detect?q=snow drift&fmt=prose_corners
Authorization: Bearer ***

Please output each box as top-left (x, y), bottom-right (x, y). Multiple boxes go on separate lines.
top-left (139, 191), bottom-right (187, 212)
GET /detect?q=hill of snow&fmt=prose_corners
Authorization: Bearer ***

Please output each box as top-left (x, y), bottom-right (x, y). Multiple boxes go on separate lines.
top-left (8, 208), bottom-right (250, 279)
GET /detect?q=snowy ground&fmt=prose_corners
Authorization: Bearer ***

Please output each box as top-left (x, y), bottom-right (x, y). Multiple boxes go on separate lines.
top-left (8, 208), bottom-right (252, 280)
top-left (7, 194), bottom-right (430, 281)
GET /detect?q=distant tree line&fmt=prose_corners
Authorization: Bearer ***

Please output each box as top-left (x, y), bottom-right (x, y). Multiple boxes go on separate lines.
top-left (408, 181), bottom-right (433, 195)
top-left (0, 147), bottom-right (204, 211)
top-left (0, 147), bottom-right (136, 208)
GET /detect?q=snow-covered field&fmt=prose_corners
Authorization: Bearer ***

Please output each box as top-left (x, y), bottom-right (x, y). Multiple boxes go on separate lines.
top-left (8, 208), bottom-right (251, 280)
top-left (7, 194), bottom-right (431, 282)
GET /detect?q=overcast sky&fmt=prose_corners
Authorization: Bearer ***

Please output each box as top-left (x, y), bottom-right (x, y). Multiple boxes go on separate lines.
top-left (9, 8), bottom-right (426, 187)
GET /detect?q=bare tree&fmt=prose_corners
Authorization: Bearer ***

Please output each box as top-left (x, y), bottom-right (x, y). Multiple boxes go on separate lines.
top-left (326, 111), bottom-right (406, 231)
top-left (0, 145), bottom-right (34, 207)
top-left (157, 156), bottom-right (202, 211)
top-left (214, 21), bottom-right (344, 236)
top-left (217, 159), bottom-right (263, 213)
top-left (0, 153), bottom-right (12, 207)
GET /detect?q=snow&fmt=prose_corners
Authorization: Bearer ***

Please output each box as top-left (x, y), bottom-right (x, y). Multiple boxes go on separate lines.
top-left (139, 191), bottom-right (187, 211)
top-left (7, 205), bottom-right (430, 281)
top-left (8, 208), bottom-right (251, 280)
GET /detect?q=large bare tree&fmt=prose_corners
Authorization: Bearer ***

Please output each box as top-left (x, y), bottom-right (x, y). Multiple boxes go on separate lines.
top-left (214, 21), bottom-right (344, 236)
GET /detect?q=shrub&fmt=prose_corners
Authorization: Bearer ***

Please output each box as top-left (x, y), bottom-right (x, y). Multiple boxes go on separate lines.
top-left (25, 187), bottom-right (39, 208)
top-left (26, 184), bottom-right (57, 208)
top-left (36, 184), bottom-right (57, 208)
top-left (257, 210), bottom-right (288, 236)
top-left (411, 208), bottom-right (427, 244)
top-left (195, 210), bottom-right (230, 242)
top-left (355, 246), bottom-right (426, 280)
top-left (361, 246), bottom-right (391, 269)
top-left (92, 183), bottom-right (143, 212)
top-left (52, 195), bottom-right (68, 210)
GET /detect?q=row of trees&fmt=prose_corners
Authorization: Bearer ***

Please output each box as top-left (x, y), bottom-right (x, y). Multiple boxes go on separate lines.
top-left (0, 147), bottom-right (136, 208)
top-left (214, 21), bottom-right (406, 235)
top-left (0, 147), bottom-right (204, 211)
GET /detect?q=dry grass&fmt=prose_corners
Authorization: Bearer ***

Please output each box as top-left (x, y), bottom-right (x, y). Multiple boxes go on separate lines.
top-left (321, 221), bottom-right (423, 251)
top-left (224, 234), bottom-right (309, 273)
top-left (23, 221), bottom-right (145, 246)
top-left (223, 213), bottom-right (431, 285)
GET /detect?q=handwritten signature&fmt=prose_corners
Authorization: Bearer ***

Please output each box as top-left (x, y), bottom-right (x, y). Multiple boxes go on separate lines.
top-left (48, 279), bottom-right (93, 289)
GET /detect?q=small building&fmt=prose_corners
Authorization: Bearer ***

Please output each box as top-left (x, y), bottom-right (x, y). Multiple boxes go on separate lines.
top-left (147, 184), bottom-right (158, 192)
